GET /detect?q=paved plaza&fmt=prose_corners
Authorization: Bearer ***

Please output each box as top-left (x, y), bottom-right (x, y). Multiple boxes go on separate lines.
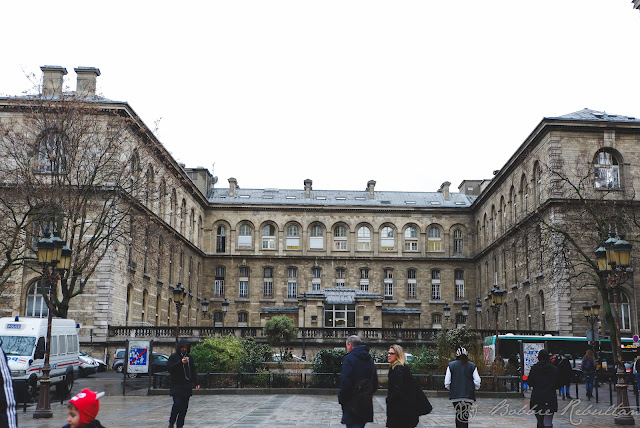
top-left (14, 390), bottom-right (638, 427)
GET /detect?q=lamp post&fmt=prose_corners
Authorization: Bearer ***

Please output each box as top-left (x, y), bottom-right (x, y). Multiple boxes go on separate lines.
top-left (583, 302), bottom-right (600, 353)
top-left (443, 302), bottom-right (451, 325)
top-left (475, 297), bottom-right (482, 330)
top-left (489, 285), bottom-right (505, 364)
top-left (172, 283), bottom-right (186, 347)
top-left (461, 301), bottom-right (470, 325)
top-left (301, 293), bottom-right (307, 360)
top-left (34, 228), bottom-right (71, 419)
top-left (595, 235), bottom-right (634, 425)
top-left (221, 298), bottom-right (229, 330)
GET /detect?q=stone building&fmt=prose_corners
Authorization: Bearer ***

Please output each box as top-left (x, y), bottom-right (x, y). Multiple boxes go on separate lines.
top-left (1, 66), bottom-right (638, 352)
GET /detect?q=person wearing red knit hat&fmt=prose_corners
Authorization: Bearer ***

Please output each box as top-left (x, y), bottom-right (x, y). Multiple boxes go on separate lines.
top-left (62, 388), bottom-right (105, 428)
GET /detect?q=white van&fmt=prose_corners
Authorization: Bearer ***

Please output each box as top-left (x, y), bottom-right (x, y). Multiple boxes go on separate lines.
top-left (0, 316), bottom-right (79, 395)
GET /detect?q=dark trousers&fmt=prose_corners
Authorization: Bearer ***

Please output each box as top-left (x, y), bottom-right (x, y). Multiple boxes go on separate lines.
top-left (169, 395), bottom-right (190, 428)
top-left (453, 401), bottom-right (471, 428)
top-left (535, 413), bottom-right (554, 427)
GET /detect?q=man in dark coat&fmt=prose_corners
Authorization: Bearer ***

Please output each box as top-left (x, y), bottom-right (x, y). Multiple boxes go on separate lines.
top-left (529, 349), bottom-right (559, 428)
top-left (338, 335), bottom-right (378, 428)
top-left (167, 339), bottom-right (199, 428)
top-left (556, 353), bottom-right (573, 399)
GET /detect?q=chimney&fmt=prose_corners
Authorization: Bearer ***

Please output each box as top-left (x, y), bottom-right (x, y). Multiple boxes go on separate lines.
top-left (304, 179), bottom-right (312, 198)
top-left (228, 177), bottom-right (238, 197)
top-left (438, 181), bottom-right (451, 200)
top-left (40, 65), bottom-right (67, 98)
top-left (367, 180), bottom-right (376, 199)
top-left (74, 67), bottom-right (101, 98)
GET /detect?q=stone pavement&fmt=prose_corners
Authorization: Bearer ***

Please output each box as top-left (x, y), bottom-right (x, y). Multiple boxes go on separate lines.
top-left (14, 392), bottom-right (637, 427)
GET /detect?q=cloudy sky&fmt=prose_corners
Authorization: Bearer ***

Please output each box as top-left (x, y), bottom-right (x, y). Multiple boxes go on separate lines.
top-left (2, 1), bottom-right (639, 193)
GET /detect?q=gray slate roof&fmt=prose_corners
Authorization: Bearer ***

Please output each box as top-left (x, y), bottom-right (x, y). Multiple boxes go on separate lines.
top-left (548, 108), bottom-right (640, 123)
top-left (260, 306), bottom-right (298, 313)
top-left (208, 188), bottom-right (476, 208)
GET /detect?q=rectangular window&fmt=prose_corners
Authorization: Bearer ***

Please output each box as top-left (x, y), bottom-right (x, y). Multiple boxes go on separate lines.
top-left (239, 281), bottom-right (248, 298)
top-left (336, 268), bottom-right (345, 287)
top-left (431, 270), bottom-right (441, 300)
top-left (262, 237), bottom-right (276, 250)
top-left (263, 279), bottom-right (273, 297)
top-left (287, 281), bottom-right (297, 299)
top-left (238, 235), bottom-right (252, 248)
top-left (405, 241), bottom-right (418, 251)
top-left (407, 281), bottom-right (416, 298)
top-left (263, 267), bottom-right (273, 297)
top-left (286, 236), bottom-right (300, 250)
top-left (324, 304), bottom-right (356, 327)
top-left (360, 269), bottom-right (369, 292)
top-left (455, 270), bottom-right (464, 300)
top-left (312, 267), bottom-right (321, 291)
top-left (214, 266), bottom-right (225, 296)
top-left (384, 281), bottom-right (393, 300)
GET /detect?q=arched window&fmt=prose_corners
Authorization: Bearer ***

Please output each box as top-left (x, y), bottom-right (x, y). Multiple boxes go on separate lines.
top-left (333, 225), bottom-right (348, 250)
top-left (514, 299), bottom-right (519, 330)
top-left (525, 295), bottom-right (531, 330)
top-left (428, 227), bottom-right (442, 252)
top-left (216, 225), bottom-right (226, 253)
top-left (404, 226), bottom-right (418, 251)
top-left (238, 224), bottom-right (252, 248)
top-left (380, 226), bottom-right (395, 251)
top-left (286, 224), bottom-right (300, 250)
top-left (25, 280), bottom-right (50, 317)
top-left (309, 224), bottom-right (324, 250)
top-left (594, 150), bottom-right (621, 189)
top-left (180, 199), bottom-right (187, 235)
top-left (126, 284), bottom-right (133, 325)
top-left (357, 226), bottom-right (371, 251)
top-left (262, 224), bottom-right (276, 250)
top-left (539, 290), bottom-right (546, 330)
top-left (453, 229), bottom-right (463, 255)
top-left (621, 292), bottom-right (632, 331)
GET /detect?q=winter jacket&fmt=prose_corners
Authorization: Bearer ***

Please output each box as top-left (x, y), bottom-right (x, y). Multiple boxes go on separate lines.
top-left (386, 364), bottom-right (419, 428)
top-left (445, 359), bottom-right (480, 402)
top-left (528, 360), bottom-right (559, 414)
top-left (338, 345), bottom-right (378, 425)
top-left (557, 357), bottom-right (572, 386)
top-left (0, 348), bottom-right (17, 428)
top-left (167, 339), bottom-right (199, 397)
top-left (61, 420), bottom-right (105, 428)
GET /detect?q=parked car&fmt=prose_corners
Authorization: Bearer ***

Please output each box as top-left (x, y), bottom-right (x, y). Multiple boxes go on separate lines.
top-left (112, 348), bottom-right (126, 372)
top-left (272, 353), bottom-right (305, 362)
top-left (78, 353), bottom-right (99, 377)
top-left (80, 351), bottom-right (107, 372)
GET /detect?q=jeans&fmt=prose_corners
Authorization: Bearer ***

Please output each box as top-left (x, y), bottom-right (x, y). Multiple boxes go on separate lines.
top-left (346, 424), bottom-right (366, 428)
top-left (169, 395), bottom-right (191, 428)
top-left (635, 373), bottom-right (640, 394)
top-left (453, 401), bottom-right (472, 428)
top-left (584, 372), bottom-right (595, 397)
top-left (535, 413), bottom-right (554, 427)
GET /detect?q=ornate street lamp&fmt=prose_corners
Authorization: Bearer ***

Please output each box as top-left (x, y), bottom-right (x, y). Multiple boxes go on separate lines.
top-left (475, 297), bottom-right (482, 330)
top-left (461, 301), bottom-right (470, 324)
top-left (583, 302), bottom-right (600, 356)
top-left (301, 293), bottom-right (307, 360)
top-left (443, 302), bottom-right (451, 323)
top-left (34, 228), bottom-right (71, 419)
top-left (594, 235), bottom-right (634, 425)
top-left (172, 283), bottom-right (186, 347)
top-left (221, 298), bottom-right (229, 329)
top-left (489, 285), bottom-right (505, 364)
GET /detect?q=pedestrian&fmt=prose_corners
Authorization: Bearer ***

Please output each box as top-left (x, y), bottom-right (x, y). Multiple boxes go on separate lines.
top-left (0, 346), bottom-right (17, 428)
top-left (386, 344), bottom-right (419, 428)
top-left (506, 354), bottom-right (521, 391)
top-left (633, 356), bottom-right (640, 395)
top-left (582, 349), bottom-right (596, 399)
top-left (528, 349), bottom-right (558, 428)
top-left (62, 388), bottom-right (105, 428)
top-left (556, 353), bottom-right (572, 399)
top-left (338, 335), bottom-right (378, 428)
top-left (444, 347), bottom-right (481, 428)
top-left (167, 339), bottom-right (200, 428)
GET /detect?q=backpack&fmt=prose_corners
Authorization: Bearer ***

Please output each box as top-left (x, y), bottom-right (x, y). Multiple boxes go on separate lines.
top-left (582, 358), bottom-right (594, 371)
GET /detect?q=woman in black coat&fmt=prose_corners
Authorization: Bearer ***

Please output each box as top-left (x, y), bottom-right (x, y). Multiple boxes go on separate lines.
top-left (528, 349), bottom-right (559, 428)
top-left (386, 344), bottom-right (419, 428)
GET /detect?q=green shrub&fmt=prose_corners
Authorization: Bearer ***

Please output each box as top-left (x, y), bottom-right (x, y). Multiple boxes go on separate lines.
top-left (312, 348), bottom-right (346, 374)
top-left (406, 346), bottom-right (438, 374)
top-left (190, 335), bottom-right (244, 373)
top-left (240, 337), bottom-right (272, 373)
top-left (264, 315), bottom-right (297, 358)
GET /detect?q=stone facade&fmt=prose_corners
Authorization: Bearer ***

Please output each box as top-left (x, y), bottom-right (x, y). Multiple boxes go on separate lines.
top-left (1, 67), bottom-right (639, 354)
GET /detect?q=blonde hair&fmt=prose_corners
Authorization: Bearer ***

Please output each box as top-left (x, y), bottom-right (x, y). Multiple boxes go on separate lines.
top-left (389, 344), bottom-right (406, 368)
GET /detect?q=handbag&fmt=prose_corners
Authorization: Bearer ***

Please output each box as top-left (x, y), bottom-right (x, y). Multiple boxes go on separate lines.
top-left (405, 367), bottom-right (432, 415)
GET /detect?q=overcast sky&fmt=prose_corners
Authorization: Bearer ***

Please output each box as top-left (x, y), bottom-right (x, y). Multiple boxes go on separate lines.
top-left (2, 1), bottom-right (639, 193)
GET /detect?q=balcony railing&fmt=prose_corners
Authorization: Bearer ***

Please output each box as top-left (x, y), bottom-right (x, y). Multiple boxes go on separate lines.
top-left (108, 326), bottom-right (556, 343)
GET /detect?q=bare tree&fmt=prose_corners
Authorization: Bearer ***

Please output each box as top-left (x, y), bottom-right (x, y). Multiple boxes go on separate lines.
top-left (0, 93), bottom-right (159, 317)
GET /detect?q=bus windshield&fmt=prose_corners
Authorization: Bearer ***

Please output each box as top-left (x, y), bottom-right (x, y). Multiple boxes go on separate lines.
top-left (0, 336), bottom-right (36, 356)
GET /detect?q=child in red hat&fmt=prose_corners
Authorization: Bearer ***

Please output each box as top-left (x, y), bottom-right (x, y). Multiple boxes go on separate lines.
top-left (62, 388), bottom-right (105, 428)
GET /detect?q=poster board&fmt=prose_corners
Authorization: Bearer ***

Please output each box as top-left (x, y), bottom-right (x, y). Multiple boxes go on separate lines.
top-left (126, 340), bottom-right (150, 374)
top-left (522, 342), bottom-right (545, 376)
